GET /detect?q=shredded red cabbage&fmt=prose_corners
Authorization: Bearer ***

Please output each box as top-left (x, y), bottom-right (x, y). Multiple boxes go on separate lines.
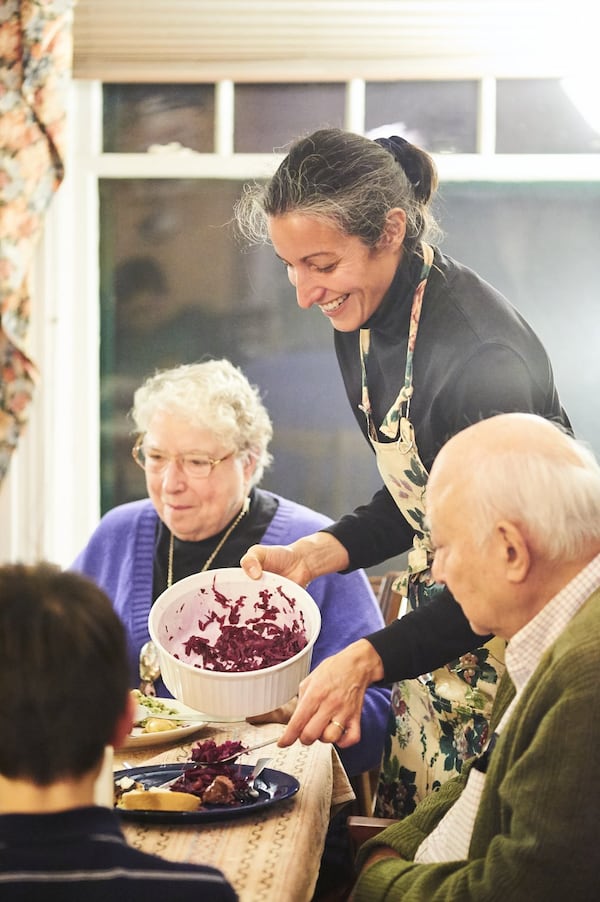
top-left (169, 738), bottom-right (250, 803)
top-left (182, 577), bottom-right (308, 672)
top-left (190, 738), bottom-right (246, 763)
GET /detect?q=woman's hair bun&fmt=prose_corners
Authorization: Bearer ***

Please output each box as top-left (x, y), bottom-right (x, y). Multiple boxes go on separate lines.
top-left (374, 135), bottom-right (409, 159)
top-left (374, 135), bottom-right (436, 202)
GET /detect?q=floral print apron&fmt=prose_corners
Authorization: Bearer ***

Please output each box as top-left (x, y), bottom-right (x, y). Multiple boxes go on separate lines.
top-left (359, 244), bottom-right (505, 819)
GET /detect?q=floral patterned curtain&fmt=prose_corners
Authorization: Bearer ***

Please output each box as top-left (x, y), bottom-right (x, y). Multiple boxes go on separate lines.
top-left (0, 0), bottom-right (75, 484)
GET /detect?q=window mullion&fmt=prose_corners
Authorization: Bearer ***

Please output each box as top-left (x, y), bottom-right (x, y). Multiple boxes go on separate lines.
top-left (215, 80), bottom-right (235, 155)
top-left (345, 79), bottom-right (365, 133)
top-left (477, 75), bottom-right (497, 155)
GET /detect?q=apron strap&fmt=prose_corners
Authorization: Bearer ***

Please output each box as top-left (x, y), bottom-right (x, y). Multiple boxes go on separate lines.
top-left (360, 244), bottom-right (433, 440)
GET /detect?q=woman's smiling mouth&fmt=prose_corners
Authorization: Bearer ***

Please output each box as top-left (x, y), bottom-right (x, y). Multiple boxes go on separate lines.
top-left (319, 294), bottom-right (349, 315)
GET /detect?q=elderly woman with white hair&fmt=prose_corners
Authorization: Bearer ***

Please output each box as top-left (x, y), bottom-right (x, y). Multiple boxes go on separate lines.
top-left (72, 358), bottom-right (390, 779)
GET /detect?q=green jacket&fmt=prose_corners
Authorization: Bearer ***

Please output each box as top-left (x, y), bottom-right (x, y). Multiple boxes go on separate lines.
top-left (354, 587), bottom-right (600, 901)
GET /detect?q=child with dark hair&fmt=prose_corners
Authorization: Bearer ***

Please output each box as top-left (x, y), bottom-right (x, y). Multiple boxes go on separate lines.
top-left (0, 562), bottom-right (237, 901)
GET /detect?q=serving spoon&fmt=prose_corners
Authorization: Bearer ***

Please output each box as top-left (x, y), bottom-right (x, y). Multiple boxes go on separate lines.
top-left (138, 640), bottom-right (161, 696)
top-left (153, 736), bottom-right (282, 789)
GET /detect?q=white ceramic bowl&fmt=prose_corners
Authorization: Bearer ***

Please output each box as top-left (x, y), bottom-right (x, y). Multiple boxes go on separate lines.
top-left (148, 568), bottom-right (321, 719)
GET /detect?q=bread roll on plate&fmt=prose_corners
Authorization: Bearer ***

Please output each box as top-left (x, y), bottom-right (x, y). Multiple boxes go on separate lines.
top-left (118, 788), bottom-right (201, 812)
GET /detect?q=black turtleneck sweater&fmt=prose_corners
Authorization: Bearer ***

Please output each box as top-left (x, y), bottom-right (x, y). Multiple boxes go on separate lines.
top-left (323, 247), bottom-right (571, 681)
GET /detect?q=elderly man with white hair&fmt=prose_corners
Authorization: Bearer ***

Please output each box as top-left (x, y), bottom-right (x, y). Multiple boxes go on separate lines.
top-left (351, 412), bottom-right (600, 901)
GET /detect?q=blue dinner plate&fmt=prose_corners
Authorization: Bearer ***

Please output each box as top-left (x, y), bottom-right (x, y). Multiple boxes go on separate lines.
top-left (114, 763), bottom-right (300, 823)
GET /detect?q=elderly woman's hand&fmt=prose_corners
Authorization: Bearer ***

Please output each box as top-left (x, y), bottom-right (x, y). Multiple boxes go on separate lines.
top-left (277, 639), bottom-right (385, 749)
top-left (246, 698), bottom-right (297, 726)
top-left (240, 532), bottom-right (351, 587)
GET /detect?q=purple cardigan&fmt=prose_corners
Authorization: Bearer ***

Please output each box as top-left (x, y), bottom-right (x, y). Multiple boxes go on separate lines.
top-left (72, 492), bottom-right (391, 775)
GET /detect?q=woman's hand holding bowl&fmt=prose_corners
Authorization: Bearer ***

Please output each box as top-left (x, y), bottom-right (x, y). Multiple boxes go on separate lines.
top-left (241, 532), bottom-right (350, 587)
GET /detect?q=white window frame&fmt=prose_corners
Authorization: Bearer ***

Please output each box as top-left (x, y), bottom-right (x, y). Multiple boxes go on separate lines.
top-left (2, 77), bottom-right (598, 566)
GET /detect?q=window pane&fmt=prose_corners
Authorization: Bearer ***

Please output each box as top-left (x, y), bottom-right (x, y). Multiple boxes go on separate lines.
top-left (365, 81), bottom-right (478, 153)
top-left (234, 83), bottom-right (345, 152)
top-left (496, 79), bottom-right (600, 153)
top-left (433, 181), bottom-right (600, 456)
top-left (99, 177), bottom-right (380, 518)
top-left (103, 85), bottom-right (215, 152)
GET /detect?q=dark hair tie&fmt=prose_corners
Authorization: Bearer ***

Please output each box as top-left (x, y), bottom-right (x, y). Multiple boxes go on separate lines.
top-left (375, 135), bottom-right (421, 188)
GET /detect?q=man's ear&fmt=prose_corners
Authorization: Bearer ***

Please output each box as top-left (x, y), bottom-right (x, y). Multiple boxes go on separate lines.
top-left (378, 208), bottom-right (406, 250)
top-left (110, 691), bottom-right (136, 749)
top-left (497, 521), bottom-right (531, 583)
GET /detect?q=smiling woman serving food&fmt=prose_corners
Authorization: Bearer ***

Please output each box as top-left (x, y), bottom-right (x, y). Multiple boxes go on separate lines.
top-left (235, 127), bottom-right (572, 816)
top-left (72, 358), bottom-right (390, 780)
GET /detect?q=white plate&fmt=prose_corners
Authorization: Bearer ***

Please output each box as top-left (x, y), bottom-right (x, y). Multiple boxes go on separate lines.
top-left (122, 697), bottom-right (209, 749)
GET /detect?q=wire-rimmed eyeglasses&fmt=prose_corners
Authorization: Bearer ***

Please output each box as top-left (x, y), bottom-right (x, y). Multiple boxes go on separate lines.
top-left (132, 436), bottom-right (235, 480)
